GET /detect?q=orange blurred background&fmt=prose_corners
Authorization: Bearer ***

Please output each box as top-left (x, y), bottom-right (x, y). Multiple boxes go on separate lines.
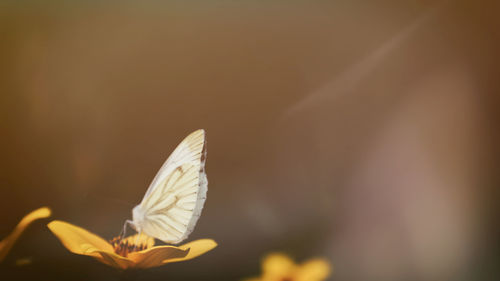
top-left (1, 1), bottom-right (499, 280)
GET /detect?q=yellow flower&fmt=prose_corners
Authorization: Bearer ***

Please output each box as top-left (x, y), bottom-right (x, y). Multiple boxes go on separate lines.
top-left (47, 220), bottom-right (217, 270)
top-left (0, 207), bottom-right (52, 262)
top-left (244, 253), bottom-right (332, 281)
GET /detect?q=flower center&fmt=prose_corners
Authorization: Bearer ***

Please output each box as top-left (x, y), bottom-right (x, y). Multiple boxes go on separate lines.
top-left (109, 234), bottom-right (155, 257)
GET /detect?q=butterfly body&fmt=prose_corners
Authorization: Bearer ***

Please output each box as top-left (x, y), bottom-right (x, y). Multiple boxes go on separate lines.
top-left (131, 129), bottom-right (207, 244)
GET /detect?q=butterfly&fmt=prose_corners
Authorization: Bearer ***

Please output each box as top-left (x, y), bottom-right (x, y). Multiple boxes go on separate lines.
top-left (126, 129), bottom-right (207, 244)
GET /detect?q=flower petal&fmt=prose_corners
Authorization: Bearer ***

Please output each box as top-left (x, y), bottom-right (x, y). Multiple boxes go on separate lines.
top-left (161, 239), bottom-right (217, 264)
top-left (47, 220), bottom-right (115, 257)
top-left (92, 249), bottom-right (135, 270)
top-left (47, 220), bottom-right (135, 269)
top-left (262, 253), bottom-right (296, 278)
top-left (295, 258), bottom-right (331, 281)
top-left (128, 246), bottom-right (189, 268)
top-left (0, 207), bottom-right (51, 262)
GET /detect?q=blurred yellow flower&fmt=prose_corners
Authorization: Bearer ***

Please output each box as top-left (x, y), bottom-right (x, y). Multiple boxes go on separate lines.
top-left (48, 220), bottom-right (217, 270)
top-left (244, 253), bottom-right (332, 281)
top-left (0, 207), bottom-right (52, 262)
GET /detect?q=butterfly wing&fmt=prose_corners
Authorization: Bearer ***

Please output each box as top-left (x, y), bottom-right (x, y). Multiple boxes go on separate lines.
top-left (144, 129), bottom-right (206, 199)
top-left (133, 129), bottom-right (207, 244)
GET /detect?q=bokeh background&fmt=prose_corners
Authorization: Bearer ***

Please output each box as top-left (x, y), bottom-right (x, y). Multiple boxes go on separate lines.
top-left (1, 1), bottom-right (499, 280)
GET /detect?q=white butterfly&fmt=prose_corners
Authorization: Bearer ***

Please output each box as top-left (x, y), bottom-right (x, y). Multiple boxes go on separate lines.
top-left (127, 129), bottom-right (207, 244)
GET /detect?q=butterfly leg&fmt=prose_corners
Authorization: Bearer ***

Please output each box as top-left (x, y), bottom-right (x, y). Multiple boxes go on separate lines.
top-left (133, 229), bottom-right (142, 252)
top-left (119, 220), bottom-right (134, 241)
